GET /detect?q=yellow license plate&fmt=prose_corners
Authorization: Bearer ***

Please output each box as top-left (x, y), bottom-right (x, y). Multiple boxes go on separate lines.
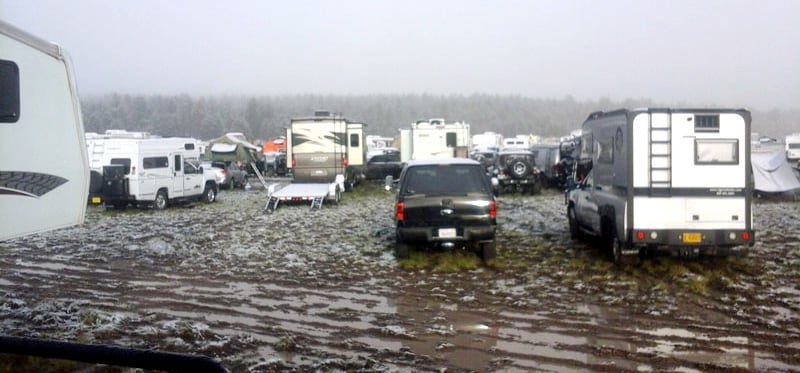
top-left (682, 232), bottom-right (702, 243)
top-left (91, 197), bottom-right (102, 204)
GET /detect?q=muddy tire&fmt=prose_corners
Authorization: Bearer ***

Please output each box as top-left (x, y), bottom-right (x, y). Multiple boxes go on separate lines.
top-left (153, 190), bottom-right (168, 210)
top-left (612, 234), bottom-right (640, 266)
top-left (202, 185), bottom-right (216, 203)
top-left (568, 207), bottom-right (581, 239)
top-left (395, 241), bottom-right (410, 259)
top-left (480, 240), bottom-right (496, 261)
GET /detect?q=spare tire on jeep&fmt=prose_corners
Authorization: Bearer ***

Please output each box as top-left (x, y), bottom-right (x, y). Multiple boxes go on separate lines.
top-left (509, 159), bottom-right (531, 178)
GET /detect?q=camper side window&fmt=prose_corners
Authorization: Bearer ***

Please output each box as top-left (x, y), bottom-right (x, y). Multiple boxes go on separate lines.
top-left (0, 60), bottom-right (20, 123)
top-left (695, 139), bottom-right (738, 165)
top-left (143, 156), bottom-right (169, 169)
top-left (350, 134), bottom-right (359, 148)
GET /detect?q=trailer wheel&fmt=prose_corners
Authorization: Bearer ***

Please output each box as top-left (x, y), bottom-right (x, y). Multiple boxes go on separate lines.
top-left (154, 190), bottom-right (168, 210)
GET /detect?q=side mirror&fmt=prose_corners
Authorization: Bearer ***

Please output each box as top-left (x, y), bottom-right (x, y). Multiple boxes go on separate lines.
top-left (384, 175), bottom-right (394, 191)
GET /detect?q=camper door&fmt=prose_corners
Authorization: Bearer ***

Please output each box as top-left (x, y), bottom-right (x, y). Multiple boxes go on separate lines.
top-left (171, 154), bottom-right (186, 198)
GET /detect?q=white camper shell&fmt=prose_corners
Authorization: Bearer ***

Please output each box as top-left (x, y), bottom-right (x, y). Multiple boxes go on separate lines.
top-left (91, 137), bottom-right (218, 209)
top-left (400, 118), bottom-right (471, 162)
top-left (266, 111), bottom-right (365, 212)
top-left (1, 20), bottom-right (89, 240)
top-left (567, 108), bottom-right (754, 263)
top-left (785, 134), bottom-right (800, 162)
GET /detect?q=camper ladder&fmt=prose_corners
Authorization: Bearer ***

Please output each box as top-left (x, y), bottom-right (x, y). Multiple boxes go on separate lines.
top-left (310, 196), bottom-right (324, 210)
top-left (90, 142), bottom-right (105, 166)
top-left (649, 114), bottom-right (672, 194)
top-left (265, 196), bottom-right (280, 214)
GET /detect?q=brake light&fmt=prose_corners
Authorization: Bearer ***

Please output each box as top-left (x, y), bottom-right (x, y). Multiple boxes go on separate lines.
top-left (292, 156), bottom-right (296, 168)
top-left (741, 232), bottom-right (750, 241)
top-left (221, 169), bottom-right (228, 175)
top-left (636, 231), bottom-right (645, 240)
top-left (130, 166), bottom-right (136, 175)
top-left (489, 199), bottom-right (496, 217)
top-left (342, 155), bottom-right (348, 167)
top-left (395, 202), bottom-right (404, 221)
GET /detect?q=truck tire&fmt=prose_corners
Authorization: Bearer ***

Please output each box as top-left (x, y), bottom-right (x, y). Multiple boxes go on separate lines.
top-left (202, 184), bottom-right (217, 203)
top-left (612, 234), bottom-right (640, 266)
top-left (568, 207), bottom-right (580, 239)
top-left (395, 241), bottom-right (410, 259)
top-left (154, 190), bottom-right (168, 210)
top-left (480, 240), bottom-right (496, 261)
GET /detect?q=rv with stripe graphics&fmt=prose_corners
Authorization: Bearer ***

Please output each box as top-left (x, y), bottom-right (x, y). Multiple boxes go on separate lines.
top-left (566, 108), bottom-right (754, 264)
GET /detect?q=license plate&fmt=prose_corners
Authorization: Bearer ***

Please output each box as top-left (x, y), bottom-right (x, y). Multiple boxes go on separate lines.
top-left (682, 232), bottom-right (702, 243)
top-left (91, 197), bottom-right (102, 204)
top-left (438, 228), bottom-right (457, 238)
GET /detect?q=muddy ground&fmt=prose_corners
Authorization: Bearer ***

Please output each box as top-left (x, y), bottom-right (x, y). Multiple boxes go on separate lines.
top-left (1, 182), bottom-right (799, 372)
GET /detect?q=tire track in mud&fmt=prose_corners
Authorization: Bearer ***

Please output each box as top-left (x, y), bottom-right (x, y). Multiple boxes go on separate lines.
top-left (1, 186), bottom-right (799, 371)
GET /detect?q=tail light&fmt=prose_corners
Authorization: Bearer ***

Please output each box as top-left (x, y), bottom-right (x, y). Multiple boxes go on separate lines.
top-left (130, 166), bottom-right (136, 175)
top-left (741, 232), bottom-right (750, 241)
top-left (342, 155), bottom-right (348, 167)
top-left (489, 200), bottom-right (496, 218)
top-left (395, 202), bottom-right (404, 221)
top-left (291, 156), bottom-right (296, 168)
top-left (220, 169), bottom-right (228, 175)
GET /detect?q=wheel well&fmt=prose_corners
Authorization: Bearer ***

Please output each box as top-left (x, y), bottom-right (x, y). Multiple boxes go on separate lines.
top-left (157, 188), bottom-right (168, 197)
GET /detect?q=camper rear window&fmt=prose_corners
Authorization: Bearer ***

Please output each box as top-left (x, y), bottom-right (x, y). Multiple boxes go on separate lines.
top-left (695, 115), bottom-right (720, 132)
top-left (695, 139), bottom-right (738, 165)
top-left (0, 60), bottom-right (20, 123)
top-left (143, 156), bottom-right (169, 169)
top-left (110, 158), bottom-right (132, 174)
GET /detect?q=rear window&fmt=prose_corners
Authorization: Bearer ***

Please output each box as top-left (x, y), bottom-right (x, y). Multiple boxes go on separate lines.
top-left (402, 165), bottom-right (489, 195)
top-left (109, 158), bottom-right (132, 174)
top-left (695, 139), bottom-right (738, 165)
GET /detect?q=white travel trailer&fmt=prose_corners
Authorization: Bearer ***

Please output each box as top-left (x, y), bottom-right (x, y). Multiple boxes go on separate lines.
top-left (502, 135), bottom-right (531, 150)
top-left (93, 137), bottom-right (218, 209)
top-left (0, 20), bottom-right (89, 240)
top-left (400, 118), bottom-right (471, 162)
top-left (567, 108), bottom-right (754, 264)
top-left (785, 134), bottom-right (800, 162)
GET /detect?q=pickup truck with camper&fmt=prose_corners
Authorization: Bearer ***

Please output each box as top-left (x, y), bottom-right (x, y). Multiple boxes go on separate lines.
top-left (92, 137), bottom-right (219, 209)
top-left (786, 134), bottom-right (800, 162)
top-left (566, 108), bottom-right (755, 264)
top-left (265, 111), bottom-right (366, 212)
top-left (386, 158), bottom-right (498, 261)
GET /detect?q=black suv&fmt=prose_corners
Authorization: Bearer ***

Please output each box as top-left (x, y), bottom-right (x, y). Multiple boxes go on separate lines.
top-left (387, 158), bottom-right (497, 260)
top-left (495, 150), bottom-right (542, 194)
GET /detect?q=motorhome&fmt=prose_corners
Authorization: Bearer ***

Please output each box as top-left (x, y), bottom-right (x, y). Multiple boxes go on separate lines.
top-left (1, 20), bottom-right (89, 240)
top-left (786, 134), bottom-right (800, 162)
top-left (92, 137), bottom-right (218, 209)
top-left (566, 108), bottom-right (754, 264)
top-left (265, 111), bottom-right (365, 212)
top-left (399, 118), bottom-right (471, 162)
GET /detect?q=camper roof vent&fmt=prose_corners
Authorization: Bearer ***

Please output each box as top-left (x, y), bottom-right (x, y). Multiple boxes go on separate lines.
top-left (314, 110), bottom-right (332, 117)
top-left (695, 115), bottom-right (720, 133)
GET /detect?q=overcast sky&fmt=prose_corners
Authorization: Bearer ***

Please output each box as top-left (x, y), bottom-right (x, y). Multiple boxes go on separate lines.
top-left (2, 0), bottom-right (799, 110)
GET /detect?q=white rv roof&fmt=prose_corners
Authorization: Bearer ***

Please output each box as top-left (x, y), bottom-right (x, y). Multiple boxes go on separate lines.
top-left (0, 20), bottom-right (63, 60)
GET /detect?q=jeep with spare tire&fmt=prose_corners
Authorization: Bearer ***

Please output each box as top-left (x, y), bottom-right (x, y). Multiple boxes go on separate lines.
top-left (386, 158), bottom-right (498, 261)
top-left (494, 150), bottom-right (542, 195)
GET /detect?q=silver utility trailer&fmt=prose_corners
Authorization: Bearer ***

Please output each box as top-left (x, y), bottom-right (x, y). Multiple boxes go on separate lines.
top-left (264, 176), bottom-right (343, 213)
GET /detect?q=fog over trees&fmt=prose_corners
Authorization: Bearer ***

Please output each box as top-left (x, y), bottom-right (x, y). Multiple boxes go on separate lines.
top-left (81, 94), bottom-right (800, 142)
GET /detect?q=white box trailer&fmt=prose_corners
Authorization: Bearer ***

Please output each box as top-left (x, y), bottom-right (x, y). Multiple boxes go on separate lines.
top-left (567, 108), bottom-right (754, 263)
top-left (400, 118), bottom-right (471, 162)
top-left (266, 111), bottom-right (365, 212)
top-left (0, 20), bottom-right (89, 240)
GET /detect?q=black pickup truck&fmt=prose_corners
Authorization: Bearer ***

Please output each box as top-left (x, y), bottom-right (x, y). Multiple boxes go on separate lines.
top-left (386, 158), bottom-right (497, 260)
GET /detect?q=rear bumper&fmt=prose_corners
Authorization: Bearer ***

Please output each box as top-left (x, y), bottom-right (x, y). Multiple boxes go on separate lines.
top-left (629, 228), bottom-right (755, 248)
top-left (397, 225), bottom-right (496, 243)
